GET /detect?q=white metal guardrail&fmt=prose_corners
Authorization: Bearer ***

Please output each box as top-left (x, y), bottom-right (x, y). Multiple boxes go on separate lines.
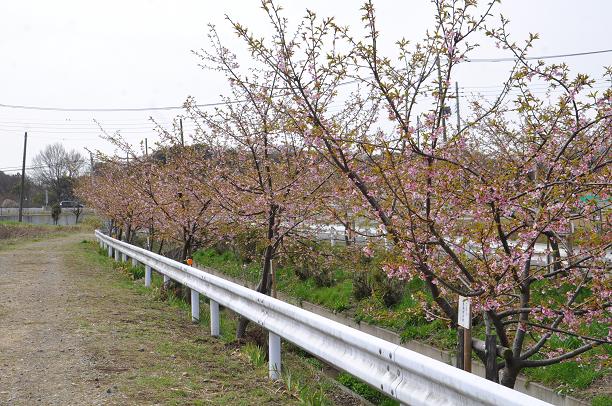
top-left (95, 230), bottom-right (551, 406)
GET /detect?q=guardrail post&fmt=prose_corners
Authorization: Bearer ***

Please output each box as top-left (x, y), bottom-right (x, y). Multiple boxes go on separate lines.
top-left (163, 275), bottom-right (170, 285)
top-left (145, 266), bottom-right (152, 287)
top-left (191, 289), bottom-right (200, 322)
top-left (122, 252), bottom-right (127, 262)
top-left (108, 245), bottom-right (112, 258)
top-left (131, 257), bottom-right (138, 268)
top-left (114, 248), bottom-right (120, 261)
top-left (268, 332), bottom-right (281, 380)
top-left (210, 300), bottom-right (219, 337)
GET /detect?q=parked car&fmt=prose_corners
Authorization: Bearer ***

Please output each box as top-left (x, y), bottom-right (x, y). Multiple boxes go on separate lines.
top-left (59, 200), bottom-right (84, 208)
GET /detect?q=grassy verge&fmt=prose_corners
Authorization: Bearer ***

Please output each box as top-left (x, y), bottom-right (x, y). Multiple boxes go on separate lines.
top-left (0, 220), bottom-right (73, 249)
top-left (193, 247), bottom-right (611, 404)
top-left (193, 248), bottom-right (454, 345)
top-left (336, 373), bottom-right (397, 406)
top-left (0, 217), bottom-right (102, 250)
top-left (84, 241), bottom-right (363, 405)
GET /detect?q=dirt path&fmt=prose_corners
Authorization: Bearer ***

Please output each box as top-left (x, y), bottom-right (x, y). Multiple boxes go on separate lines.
top-left (0, 234), bottom-right (101, 405)
top-left (0, 234), bottom-right (298, 405)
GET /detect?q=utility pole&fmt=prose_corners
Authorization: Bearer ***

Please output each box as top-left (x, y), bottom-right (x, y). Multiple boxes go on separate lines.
top-left (455, 81), bottom-right (461, 133)
top-left (89, 151), bottom-right (94, 177)
top-left (179, 118), bottom-right (184, 146)
top-left (437, 57), bottom-right (447, 143)
top-left (416, 116), bottom-right (421, 148)
top-left (18, 132), bottom-right (28, 222)
top-left (144, 136), bottom-right (152, 250)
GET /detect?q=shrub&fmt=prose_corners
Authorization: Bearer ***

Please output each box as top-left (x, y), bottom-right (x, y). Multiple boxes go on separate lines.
top-left (229, 227), bottom-right (265, 263)
top-left (351, 248), bottom-right (404, 308)
top-left (81, 215), bottom-right (103, 230)
top-left (352, 270), bottom-right (372, 301)
top-left (283, 240), bottom-right (340, 288)
top-left (51, 204), bottom-right (61, 225)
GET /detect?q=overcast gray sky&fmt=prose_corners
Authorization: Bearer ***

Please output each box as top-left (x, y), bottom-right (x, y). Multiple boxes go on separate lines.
top-left (0, 0), bottom-right (610, 171)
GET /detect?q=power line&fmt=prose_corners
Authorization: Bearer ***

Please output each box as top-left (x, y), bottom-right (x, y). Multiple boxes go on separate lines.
top-left (0, 98), bottom-right (243, 113)
top-left (0, 120), bottom-right (198, 129)
top-left (459, 85), bottom-right (609, 97)
top-left (459, 80), bottom-right (609, 89)
top-left (1, 47), bottom-right (610, 113)
top-left (0, 120), bottom-right (171, 127)
top-left (0, 103), bottom-right (185, 112)
top-left (466, 48), bottom-right (612, 63)
top-left (0, 165), bottom-right (48, 173)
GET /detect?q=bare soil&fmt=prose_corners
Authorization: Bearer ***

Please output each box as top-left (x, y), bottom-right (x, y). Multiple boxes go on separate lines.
top-left (0, 233), bottom-right (300, 405)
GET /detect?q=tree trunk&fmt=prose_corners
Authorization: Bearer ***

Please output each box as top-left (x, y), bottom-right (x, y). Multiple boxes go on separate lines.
top-left (236, 202), bottom-right (277, 339)
top-left (147, 226), bottom-right (153, 250)
top-left (344, 229), bottom-right (351, 246)
top-left (177, 239), bottom-right (192, 303)
top-left (343, 213), bottom-right (351, 246)
top-left (236, 244), bottom-right (274, 338)
top-left (499, 364), bottom-right (519, 388)
top-left (180, 239), bottom-right (191, 262)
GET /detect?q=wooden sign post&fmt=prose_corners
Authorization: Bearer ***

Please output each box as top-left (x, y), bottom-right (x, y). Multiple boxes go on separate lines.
top-left (458, 296), bottom-right (472, 372)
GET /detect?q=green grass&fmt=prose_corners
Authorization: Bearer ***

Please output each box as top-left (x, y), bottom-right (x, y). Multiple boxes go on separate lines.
top-left (337, 372), bottom-right (398, 406)
top-left (194, 248), bottom-right (452, 347)
top-left (87, 240), bottom-right (362, 405)
top-left (194, 249), bottom-right (355, 312)
top-left (79, 241), bottom-right (295, 404)
top-left (243, 343), bottom-right (266, 368)
top-left (283, 276), bottom-right (352, 312)
top-left (592, 395), bottom-right (612, 406)
top-left (193, 245), bottom-right (611, 401)
top-left (523, 360), bottom-right (608, 395)
top-left (0, 220), bottom-right (77, 250)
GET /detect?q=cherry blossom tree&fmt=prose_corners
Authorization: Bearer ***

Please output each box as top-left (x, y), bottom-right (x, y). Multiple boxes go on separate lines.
top-left (137, 143), bottom-right (219, 262)
top-left (224, 0), bottom-right (611, 386)
top-left (77, 158), bottom-right (148, 242)
top-left (186, 28), bottom-right (335, 337)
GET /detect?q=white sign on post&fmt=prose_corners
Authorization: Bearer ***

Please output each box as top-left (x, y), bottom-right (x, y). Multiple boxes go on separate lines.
top-left (458, 296), bottom-right (471, 329)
